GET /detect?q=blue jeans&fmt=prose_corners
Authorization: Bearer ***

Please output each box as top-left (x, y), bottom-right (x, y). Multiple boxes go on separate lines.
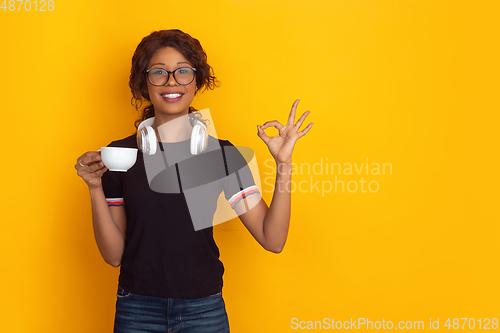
top-left (113, 285), bottom-right (230, 332)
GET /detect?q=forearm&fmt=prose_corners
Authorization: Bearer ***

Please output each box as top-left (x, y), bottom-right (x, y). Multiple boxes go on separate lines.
top-left (262, 162), bottom-right (293, 253)
top-left (89, 186), bottom-right (125, 267)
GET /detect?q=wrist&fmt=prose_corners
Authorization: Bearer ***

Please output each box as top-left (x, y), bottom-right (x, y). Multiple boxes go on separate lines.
top-left (275, 158), bottom-right (292, 166)
top-left (88, 184), bottom-right (103, 195)
top-left (274, 156), bottom-right (292, 164)
top-left (276, 161), bottom-right (293, 175)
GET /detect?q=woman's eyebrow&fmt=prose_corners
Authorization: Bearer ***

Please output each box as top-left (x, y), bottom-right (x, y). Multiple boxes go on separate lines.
top-left (150, 62), bottom-right (191, 67)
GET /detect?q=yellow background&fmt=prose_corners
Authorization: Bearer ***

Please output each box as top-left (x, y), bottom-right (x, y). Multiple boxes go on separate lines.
top-left (1, 0), bottom-right (499, 331)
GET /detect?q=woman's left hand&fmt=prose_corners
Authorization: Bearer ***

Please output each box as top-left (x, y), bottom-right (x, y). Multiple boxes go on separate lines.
top-left (257, 99), bottom-right (314, 164)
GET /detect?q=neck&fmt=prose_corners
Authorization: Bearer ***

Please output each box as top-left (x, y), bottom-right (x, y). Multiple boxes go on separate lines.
top-left (152, 112), bottom-right (193, 143)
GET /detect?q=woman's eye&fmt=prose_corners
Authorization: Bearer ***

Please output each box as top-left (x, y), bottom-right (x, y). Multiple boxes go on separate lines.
top-left (178, 69), bottom-right (188, 74)
top-left (152, 70), bottom-right (165, 75)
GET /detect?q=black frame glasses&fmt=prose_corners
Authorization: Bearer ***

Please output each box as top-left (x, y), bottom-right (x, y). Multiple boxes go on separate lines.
top-left (144, 67), bottom-right (197, 86)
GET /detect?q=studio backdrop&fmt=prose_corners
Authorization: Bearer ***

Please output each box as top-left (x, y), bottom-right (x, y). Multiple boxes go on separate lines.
top-left (1, 0), bottom-right (498, 332)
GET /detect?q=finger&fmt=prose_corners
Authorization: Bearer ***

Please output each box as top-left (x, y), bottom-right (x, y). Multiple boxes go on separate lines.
top-left (96, 165), bottom-right (108, 177)
top-left (78, 152), bottom-right (101, 167)
top-left (80, 163), bottom-right (108, 180)
top-left (76, 161), bottom-right (100, 173)
top-left (77, 151), bottom-right (101, 162)
top-left (294, 110), bottom-right (311, 129)
top-left (260, 120), bottom-right (284, 130)
top-left (287, 99), bottom-right (300, 126)
top-left (80, 161), bottom-right (105, 175)
top-left (88, 161), bottom-right (106, 173)
top-left (76, 151), bottom-right (100, 162)
top-left (297, 123), bottom-right (314, 138)
top-left (257, 125), bottom-right (271, 145)
top-left (75, 158), bottom-right (88, 170)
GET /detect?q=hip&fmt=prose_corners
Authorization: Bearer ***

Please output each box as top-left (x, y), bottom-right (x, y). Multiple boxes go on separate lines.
top-left (114, 284), bottom-right (230, 333)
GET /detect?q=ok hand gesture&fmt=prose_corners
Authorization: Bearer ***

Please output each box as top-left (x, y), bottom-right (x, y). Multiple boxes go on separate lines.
top-left (257, 99), bottom-right (314, 164)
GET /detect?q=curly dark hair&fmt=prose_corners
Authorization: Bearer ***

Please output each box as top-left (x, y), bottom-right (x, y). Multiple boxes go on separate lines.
top-left (130, 29), bottom-right (220, 130)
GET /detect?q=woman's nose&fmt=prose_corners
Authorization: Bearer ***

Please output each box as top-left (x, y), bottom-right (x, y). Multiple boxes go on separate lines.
top-left (166, 73), bottom-right (178, 86)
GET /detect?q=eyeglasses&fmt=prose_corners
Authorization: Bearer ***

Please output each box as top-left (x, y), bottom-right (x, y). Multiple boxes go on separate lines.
top-left (144, 67), bottom-right (197, 86)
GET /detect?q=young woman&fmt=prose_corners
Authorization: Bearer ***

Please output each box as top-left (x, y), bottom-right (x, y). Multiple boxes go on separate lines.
top-left (75, 29), bottom-right (313, 332)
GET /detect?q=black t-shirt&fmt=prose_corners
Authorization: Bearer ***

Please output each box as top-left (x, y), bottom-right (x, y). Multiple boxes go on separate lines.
top-left (100, 133), bottom-right (257, 298)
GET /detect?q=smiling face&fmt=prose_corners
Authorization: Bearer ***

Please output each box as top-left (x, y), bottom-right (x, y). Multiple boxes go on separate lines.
top-left (146, 47), bottom-right (197, 120)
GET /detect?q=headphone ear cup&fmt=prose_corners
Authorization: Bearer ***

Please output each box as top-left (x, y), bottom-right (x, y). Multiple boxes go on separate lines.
top-left (190, 123), bottom-right (201, 155)
top-left (141, 126), bottom-right (157, 155)
top-left (200, 124), bottom-right (208, 153)
top-left (137, 117), bottom-right (157, 155)
top-left (190, 120), bottom-right (208, 155)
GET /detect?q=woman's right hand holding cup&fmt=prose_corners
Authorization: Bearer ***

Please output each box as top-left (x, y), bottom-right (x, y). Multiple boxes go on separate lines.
top-left (75, 151), bottom-right (108, 189)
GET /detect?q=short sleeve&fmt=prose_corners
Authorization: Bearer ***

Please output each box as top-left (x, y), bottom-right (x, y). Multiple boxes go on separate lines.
top-left (221, 141), bottom-right (260, 209)
top-left (101, 141), bottom-right (125, 207)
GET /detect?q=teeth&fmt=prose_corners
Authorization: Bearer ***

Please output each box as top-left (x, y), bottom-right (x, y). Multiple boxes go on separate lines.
top-left (161, 93), bottom-right (182, 98)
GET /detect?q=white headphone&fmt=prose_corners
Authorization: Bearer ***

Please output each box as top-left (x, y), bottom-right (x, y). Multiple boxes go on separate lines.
top-left (136, 114), bottom-right (208, 156)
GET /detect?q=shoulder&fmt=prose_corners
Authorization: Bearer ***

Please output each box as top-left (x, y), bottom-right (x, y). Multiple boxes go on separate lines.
top-left (211, 136), bottom-right (232, 147)
top-left (210, 136), bottom-right (254, 166)
top-left (212, 136), bottom-right (245, 151)
top-left (106, 133), bottom-right (137, 149)
top-left (207, 136), bottom-right (238, 152)
top-left (211, 137), bottom-right (242, 157)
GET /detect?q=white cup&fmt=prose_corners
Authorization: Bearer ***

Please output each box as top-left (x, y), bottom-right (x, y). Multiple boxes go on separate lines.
top-left (98, 147), bottom-right (138, 172)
